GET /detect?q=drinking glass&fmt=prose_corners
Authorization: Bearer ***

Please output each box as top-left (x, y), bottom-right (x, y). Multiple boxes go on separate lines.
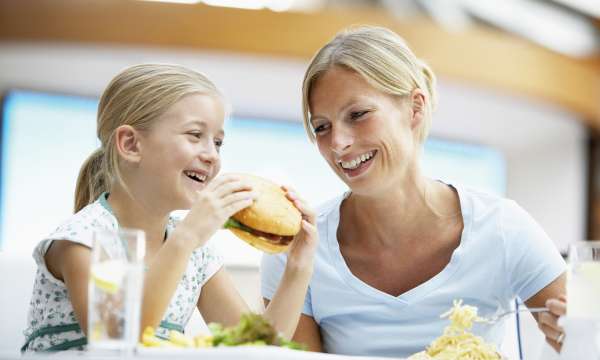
top-left (88, 228), bottom-right (145, 351)
top-left (567, 241), bottom-right (600, 319)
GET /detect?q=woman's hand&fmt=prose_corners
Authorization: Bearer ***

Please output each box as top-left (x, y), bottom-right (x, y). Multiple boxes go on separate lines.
top-left (539, 295), bottom-right (567, 352)
top-left (175, 174), bottom-right (256, 250)
top-left (283, 186), bottom-right (318, 274)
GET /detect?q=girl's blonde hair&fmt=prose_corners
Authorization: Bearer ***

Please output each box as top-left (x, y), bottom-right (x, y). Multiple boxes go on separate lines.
top-left (302, 26), bottom-right (437, 143)
top-left (74, 64), bottom-right (224, 212)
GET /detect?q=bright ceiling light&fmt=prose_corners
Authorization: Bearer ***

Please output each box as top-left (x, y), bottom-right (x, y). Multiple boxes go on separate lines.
top-left (202, 0), bottom-right (295, 11)
top-left (140, 0), bottom-right (201, 3)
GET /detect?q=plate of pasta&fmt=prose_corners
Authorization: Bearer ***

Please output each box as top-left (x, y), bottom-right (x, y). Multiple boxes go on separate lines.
top-left (407, 300), bottom-right (504, 360)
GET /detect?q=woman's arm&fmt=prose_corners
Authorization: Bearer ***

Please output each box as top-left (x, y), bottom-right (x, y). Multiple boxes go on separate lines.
top-left (264, 298), bottom-right (323, 352)
top-left (197, 267), bottom-right (248, 327)
top-left (524, 273), bottom-right (566, 352)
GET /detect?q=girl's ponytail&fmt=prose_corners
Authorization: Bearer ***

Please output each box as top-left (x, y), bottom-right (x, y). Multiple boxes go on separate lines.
top-left (73, 148), bottom-right (106, 213)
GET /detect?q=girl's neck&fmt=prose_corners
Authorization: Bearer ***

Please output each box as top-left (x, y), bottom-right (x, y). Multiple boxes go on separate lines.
top-left (106, 185), bottom-right (170, 248)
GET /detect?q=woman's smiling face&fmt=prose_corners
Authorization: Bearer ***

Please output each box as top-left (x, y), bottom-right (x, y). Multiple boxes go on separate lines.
top-left (309, 67), bottom-right (420, 195)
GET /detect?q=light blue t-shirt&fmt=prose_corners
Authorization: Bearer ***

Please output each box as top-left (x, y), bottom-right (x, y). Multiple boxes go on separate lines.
top-left (261, 185), bottom-right (565, 358)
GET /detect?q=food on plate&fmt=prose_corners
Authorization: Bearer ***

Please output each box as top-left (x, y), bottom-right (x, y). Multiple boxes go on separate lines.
top-left (407, 300), bottom-right (501, 360)
top-left (223, 174), bottom-right (301, 254)
top-left (140, 313), bottom-right (305, 350)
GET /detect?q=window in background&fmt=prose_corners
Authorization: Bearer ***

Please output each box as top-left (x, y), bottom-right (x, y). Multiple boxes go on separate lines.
top-left (0, 90), bottom-right (505, 267)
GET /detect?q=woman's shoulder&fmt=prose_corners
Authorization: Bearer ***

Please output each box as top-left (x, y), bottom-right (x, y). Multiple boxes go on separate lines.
top-left (455, 184), bottom-right (516, 216)
top-left (315, 192), bottom-right (348, 220)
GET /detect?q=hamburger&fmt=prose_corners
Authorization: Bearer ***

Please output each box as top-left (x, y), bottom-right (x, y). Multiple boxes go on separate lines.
top-left (223, 174), bottom-right (302, 254)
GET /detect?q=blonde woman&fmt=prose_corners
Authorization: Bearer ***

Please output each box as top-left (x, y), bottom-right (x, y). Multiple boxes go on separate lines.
top-left (261, 26), bottom-right (566, 357)
top-left (22, 64), bottom-right (317, 352)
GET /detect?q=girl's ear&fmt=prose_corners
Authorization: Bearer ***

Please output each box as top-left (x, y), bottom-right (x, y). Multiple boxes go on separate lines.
top-left (409, 88), bottom-right (426, 130)
top-left (114, 125), bottom-right (142, 163)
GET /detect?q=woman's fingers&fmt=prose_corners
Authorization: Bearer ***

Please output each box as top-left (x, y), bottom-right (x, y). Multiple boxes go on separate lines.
top-left (546, 298), bottom-right (567, 316)
top-left (538, 311), bottom-right (563, 331)
top-left (283, 186), bottom-right (316, 225)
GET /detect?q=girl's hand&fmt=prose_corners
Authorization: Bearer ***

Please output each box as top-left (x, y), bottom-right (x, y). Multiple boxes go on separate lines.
top-left (539, 295), bottom-right (567, 352)
top-left (176, 174), bottom-right (256, 250)
top-left (283, 186), bottom-right (318, 274)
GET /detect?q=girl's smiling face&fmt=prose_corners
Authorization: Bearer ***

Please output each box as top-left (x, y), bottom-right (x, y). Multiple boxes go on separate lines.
top-left (136, 93), bottom-right (225, 210)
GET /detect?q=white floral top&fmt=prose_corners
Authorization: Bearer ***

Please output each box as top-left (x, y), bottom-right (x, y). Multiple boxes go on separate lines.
top-left (22, 193), bottom-right (223, 352)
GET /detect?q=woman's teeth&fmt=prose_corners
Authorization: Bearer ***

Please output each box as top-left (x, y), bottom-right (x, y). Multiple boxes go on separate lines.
top-left (340, 151), bottom-right (375, 170)
top-left (184, 170), bottom-right (207, 183)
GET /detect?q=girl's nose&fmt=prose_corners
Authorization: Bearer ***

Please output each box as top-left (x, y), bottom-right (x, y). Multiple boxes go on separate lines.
top-left (199, 142), bottom-right (219, 164)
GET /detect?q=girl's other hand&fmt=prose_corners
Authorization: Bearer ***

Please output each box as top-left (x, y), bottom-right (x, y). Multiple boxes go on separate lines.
top-left (539, 295), bottom-right (567, 352)
top-left (283, 186), bottom-right (318, 274)
top-left (176, 174), bottom-right (256, 250)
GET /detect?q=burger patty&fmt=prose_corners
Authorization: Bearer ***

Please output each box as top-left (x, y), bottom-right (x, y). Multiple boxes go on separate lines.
top-left (224, 218), bottom-right (294, 245)
top-left (245, 228), bottom-right (294, 246)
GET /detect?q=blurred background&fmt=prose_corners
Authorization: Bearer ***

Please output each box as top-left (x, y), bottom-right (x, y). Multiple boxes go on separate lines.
top-left (0, 0), bottom-right (598, 358)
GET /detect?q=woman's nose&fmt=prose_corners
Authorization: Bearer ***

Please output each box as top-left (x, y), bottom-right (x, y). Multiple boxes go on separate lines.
top-left (330, 126), bottom-right (353, 154)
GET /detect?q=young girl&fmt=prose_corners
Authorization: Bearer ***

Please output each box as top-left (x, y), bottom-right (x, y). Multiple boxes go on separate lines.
top-left (22, 64), bottom-right (317, 352)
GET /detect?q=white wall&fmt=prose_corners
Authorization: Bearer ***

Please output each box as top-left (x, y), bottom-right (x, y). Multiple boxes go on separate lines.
top-left (0, 42), bottom-right (586, 253)
top-left (0, 42), bottom-right (586, 357)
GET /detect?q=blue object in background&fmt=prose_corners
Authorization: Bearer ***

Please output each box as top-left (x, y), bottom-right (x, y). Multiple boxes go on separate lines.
top-left (0, 90), bottom-right (506, 252)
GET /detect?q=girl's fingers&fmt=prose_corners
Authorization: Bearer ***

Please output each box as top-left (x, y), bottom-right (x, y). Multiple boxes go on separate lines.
top-left (214, 179), bottom-right (253, 198)
top-left (221, 190), bottom-right (257, 208)
top-left (222, 198), bottom-right (255, 218)
top-left (206, 173), bottom-right (241, 191)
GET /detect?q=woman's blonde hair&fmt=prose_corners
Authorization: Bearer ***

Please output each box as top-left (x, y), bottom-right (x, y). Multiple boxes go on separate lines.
top-left (302, 26), bottom-right (437, 143)
top-left (74, 63), bottom-right (224, 212)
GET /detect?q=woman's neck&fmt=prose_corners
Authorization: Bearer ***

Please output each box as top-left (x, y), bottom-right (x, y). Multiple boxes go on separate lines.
top-left (342, 176), bottom-right (461, 248)
top-left (106, 185), bottom-right (170, 248)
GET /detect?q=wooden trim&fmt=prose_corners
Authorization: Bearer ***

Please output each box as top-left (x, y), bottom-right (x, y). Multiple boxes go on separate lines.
top-left (1, 0), bottom-right (599, 126)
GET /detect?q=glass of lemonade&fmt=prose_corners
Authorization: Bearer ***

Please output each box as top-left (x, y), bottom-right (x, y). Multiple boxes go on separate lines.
top-left (567, 241), bottom-right (600, 319)
top-left (88, 228), bottom-right (145, 352)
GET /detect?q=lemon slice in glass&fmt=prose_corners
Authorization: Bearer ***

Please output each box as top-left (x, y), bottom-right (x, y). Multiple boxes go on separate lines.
top-left (90, 259), bottom-right (127, 294)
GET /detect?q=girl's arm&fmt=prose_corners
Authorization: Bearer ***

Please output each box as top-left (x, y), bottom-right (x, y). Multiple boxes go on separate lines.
top-left (45, 240), bottom-right (91, 334)
top-left (47, 174), bottom-right (255, 336)
top-left (141, 175), bottom-right (255, 330)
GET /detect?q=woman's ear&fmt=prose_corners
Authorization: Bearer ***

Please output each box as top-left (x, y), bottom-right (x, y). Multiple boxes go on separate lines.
top-left (409, 89), bottom-right (426, 130)
top-left (114, 125), bottom-right (142, 163)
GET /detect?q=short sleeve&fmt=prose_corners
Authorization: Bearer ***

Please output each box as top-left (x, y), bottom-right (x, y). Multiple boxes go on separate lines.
top-left (502, 200), bottom-right (566, 301)
top-left (260, 253), bottom-right (313, 316)
top-left (196, 240), bottom-right (224, 285)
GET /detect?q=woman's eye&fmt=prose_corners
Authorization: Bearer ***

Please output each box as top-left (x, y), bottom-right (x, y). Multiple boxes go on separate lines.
top-left (313, 124), bottom-right (329, 135)
top-left (350, 110), bottom-right (368, 120)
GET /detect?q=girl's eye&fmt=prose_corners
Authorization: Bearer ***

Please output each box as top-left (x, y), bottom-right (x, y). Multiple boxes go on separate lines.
top-left (188, 132), bottom-right (202, 139)
top-left (214, 139), bottom-right (223, 149)
top-left (350, 110), bottom-right (369, 121)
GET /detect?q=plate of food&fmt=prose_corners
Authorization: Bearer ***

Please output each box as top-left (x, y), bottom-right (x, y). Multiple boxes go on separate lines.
top-left (407, 300), bottom-right (506, 360)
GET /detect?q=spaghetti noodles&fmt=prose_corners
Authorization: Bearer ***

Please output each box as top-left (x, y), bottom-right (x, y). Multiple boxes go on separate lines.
top-left (408, 300), bottom-right (500, 360)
